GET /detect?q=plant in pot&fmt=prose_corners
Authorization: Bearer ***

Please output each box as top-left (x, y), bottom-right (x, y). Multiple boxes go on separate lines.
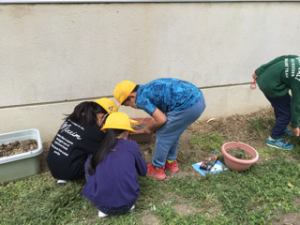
top-left (221, 142), bottom-right (259, 172)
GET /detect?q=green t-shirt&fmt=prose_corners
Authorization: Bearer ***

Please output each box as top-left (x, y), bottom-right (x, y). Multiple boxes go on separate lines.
top-left (255, 55), bottom-right (300, 128)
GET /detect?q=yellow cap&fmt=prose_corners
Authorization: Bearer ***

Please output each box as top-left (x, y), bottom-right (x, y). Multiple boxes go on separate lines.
top-left (113, 80), bottom-right (136, 107)
top-left (93, 98), bottom-right (118, 114)
top-left (101, 112), bottom-right (138, 133)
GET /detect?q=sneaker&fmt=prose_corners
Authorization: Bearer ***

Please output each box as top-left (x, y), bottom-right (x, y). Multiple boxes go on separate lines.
top-left (130, 205), bottom-right (135, 211)
top-left (147, 164), bottom-right (166, 180)
top-left (283, 128), bottom-right (294, 138)
top-left (57, 180), bottom-right (68, 184)
top-left (98, 211), bottom-right (108, 218)
top-left (266, 137), bottom-right (293, 150)
top-left (165, 159), bottom-right (179, 173)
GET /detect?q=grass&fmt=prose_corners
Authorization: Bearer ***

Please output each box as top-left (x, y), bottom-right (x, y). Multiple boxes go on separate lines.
top-left (189, 134), bottom-right (223, 151)
top-left (1, 109), bottom-right (300, 224)
top-left (248, 116), bottom-right (275, 138)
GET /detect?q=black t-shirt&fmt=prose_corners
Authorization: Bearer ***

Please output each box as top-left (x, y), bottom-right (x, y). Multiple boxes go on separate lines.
top-left (46, 119), bottom-right (104, 180)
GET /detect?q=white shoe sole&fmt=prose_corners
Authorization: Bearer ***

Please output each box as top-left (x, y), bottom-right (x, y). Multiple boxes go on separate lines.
top-left (98, 211), bottom-right (108, 218)
top-left (57, 180), bottom-right (68, 184)
top-left (266, 143), bottom-right (293, 150)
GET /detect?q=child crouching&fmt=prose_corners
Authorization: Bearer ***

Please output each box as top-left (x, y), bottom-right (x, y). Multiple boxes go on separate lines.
top-left (82, 112), bottom-right (147, 217)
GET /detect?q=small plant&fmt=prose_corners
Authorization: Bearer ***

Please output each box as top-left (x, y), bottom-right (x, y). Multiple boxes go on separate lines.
top-left (234, 149), bottom-right (244, 159)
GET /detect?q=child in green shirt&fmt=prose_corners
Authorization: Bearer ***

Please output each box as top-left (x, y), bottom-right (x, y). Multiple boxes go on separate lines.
top-left (253, 55), bottom-right (300, 150)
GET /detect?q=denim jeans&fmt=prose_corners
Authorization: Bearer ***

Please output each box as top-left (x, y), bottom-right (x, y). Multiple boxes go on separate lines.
top-left (152, 95), bottom-right (206, 168)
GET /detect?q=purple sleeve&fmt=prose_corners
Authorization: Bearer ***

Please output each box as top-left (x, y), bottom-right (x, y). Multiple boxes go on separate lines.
top-left (133, 142), bottom-right (147, 176)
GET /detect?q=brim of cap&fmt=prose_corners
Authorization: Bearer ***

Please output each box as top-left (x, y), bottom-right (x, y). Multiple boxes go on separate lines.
top-left (129, 119), bottom-right (138, 124)
top-left (101, 125), bottom-right (136, 133)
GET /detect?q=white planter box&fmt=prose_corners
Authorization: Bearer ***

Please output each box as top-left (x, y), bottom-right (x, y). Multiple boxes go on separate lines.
top-left (0, 129), bottom-right (43, 183)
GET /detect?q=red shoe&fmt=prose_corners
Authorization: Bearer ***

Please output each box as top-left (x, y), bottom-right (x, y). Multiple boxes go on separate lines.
top-left (165, 159), bottom-right (179, 173)
top-left (147, 164), bottom-right (166, 180)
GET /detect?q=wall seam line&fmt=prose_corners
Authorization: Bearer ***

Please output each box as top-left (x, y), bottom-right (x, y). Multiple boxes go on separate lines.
top-left (0, 82), bottom-right (252, 110)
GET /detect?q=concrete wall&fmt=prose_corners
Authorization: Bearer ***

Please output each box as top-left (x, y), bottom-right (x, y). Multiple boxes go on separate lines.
top-left (1, 2), bottom-right (299, 141)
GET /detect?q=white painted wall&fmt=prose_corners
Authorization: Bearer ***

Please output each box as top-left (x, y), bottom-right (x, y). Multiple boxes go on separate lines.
top-left (1, 2), bottom-right (299, 141)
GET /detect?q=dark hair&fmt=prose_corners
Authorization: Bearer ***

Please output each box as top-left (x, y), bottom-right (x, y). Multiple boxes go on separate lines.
top-left (122, 85), bottom-right (139, 105)
top-left (88, 129), bottom-right (125, 175)
top-left (64, 101), bottom-right (107, 127)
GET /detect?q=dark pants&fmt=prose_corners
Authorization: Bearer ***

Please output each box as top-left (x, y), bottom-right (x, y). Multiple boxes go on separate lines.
top-left (265, 94), bottom-right (291, 139)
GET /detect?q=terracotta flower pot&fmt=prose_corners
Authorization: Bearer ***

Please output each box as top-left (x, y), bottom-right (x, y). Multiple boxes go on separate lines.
top-left (221, 142), bottom-right (259, 172)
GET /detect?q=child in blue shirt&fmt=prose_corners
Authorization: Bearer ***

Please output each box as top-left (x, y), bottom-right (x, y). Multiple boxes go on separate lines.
top-left (113, 78), bottom-right (206, 180)
top-left (82, 112), bottom-right (147, 217)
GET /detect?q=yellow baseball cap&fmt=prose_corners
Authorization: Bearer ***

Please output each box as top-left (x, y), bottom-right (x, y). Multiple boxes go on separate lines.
top-left (93, 98), bottom-right (118, 114)
top-left (101, 112), bottom-right (138, 133)
top-left (113, 80), bottom-right (136, 107)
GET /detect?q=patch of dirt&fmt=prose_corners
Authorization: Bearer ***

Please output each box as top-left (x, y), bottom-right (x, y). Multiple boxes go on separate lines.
top-left (271, 213), bottom-right (300, 225)
top-left (172, 196), bottom-right (222, 219)
top-left (293, 198), bottom-right (300, 206)
top-left (132, 123), bottom-right (147, 131)
top-left (269, 199), bottom-right (300, 224)
top-left (173, 203), bottom-right (199, 216)
top-left (0, 139), bottom-right (38, 158)
top-left (140, 211), bottom-right (161, 225)
top-left (38, 108), bottom-right (275, 178)
top-left (226, 148), bottom-right (253, 160)
top-left (204, 204), bottom-right (223, 219)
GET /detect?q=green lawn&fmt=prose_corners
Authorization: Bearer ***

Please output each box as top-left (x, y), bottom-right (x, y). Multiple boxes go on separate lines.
top-left (1, 109), bottom-right (300, 225)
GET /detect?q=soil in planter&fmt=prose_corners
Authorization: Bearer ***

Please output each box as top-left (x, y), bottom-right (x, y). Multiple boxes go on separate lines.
top-left (0, 139), bottom-right (38, 158)
top-left (132, 123), bottom-right (147, 130)
top-left (226, 147), bottom-right (253, 160)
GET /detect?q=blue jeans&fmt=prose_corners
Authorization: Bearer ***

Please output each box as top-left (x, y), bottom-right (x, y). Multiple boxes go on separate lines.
top-left (265, 94), bottom-right (291, 139)
top-left (152, 95), bottom-right (206, 168)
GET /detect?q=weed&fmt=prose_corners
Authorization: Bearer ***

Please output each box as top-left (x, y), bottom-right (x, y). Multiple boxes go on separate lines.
top-left (248, 116), bottom-right (275, 137)
top-left (234, 149), bottom-right (244, 159)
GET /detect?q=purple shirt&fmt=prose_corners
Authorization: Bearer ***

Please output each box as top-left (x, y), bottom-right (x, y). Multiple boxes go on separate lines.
top-left (82, 139), bottom-right (147, 207)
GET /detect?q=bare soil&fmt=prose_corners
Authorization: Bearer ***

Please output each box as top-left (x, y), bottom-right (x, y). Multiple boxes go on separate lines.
top-left (140, 211), bottom-right (161, 225)
top-left (40, 108), bottom-right (275, 174)
top-left (226, 148), bottom-right (253, 160)
top-left (0, 139), bottom-right (38, 158)
top-left (132, 123), bottom-right (147, 130)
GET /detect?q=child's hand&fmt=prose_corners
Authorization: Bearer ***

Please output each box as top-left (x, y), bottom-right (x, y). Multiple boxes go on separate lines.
top-left (252, 73), bottom-right (258, 80)
top-left (144, 126), bottom-right (152, 134)
top-left (292, 127), bottom-right (299, 137)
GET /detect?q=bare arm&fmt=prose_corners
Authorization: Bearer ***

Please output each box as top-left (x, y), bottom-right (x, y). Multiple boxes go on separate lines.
top-left (144, 108), bottom-right (167, 134)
